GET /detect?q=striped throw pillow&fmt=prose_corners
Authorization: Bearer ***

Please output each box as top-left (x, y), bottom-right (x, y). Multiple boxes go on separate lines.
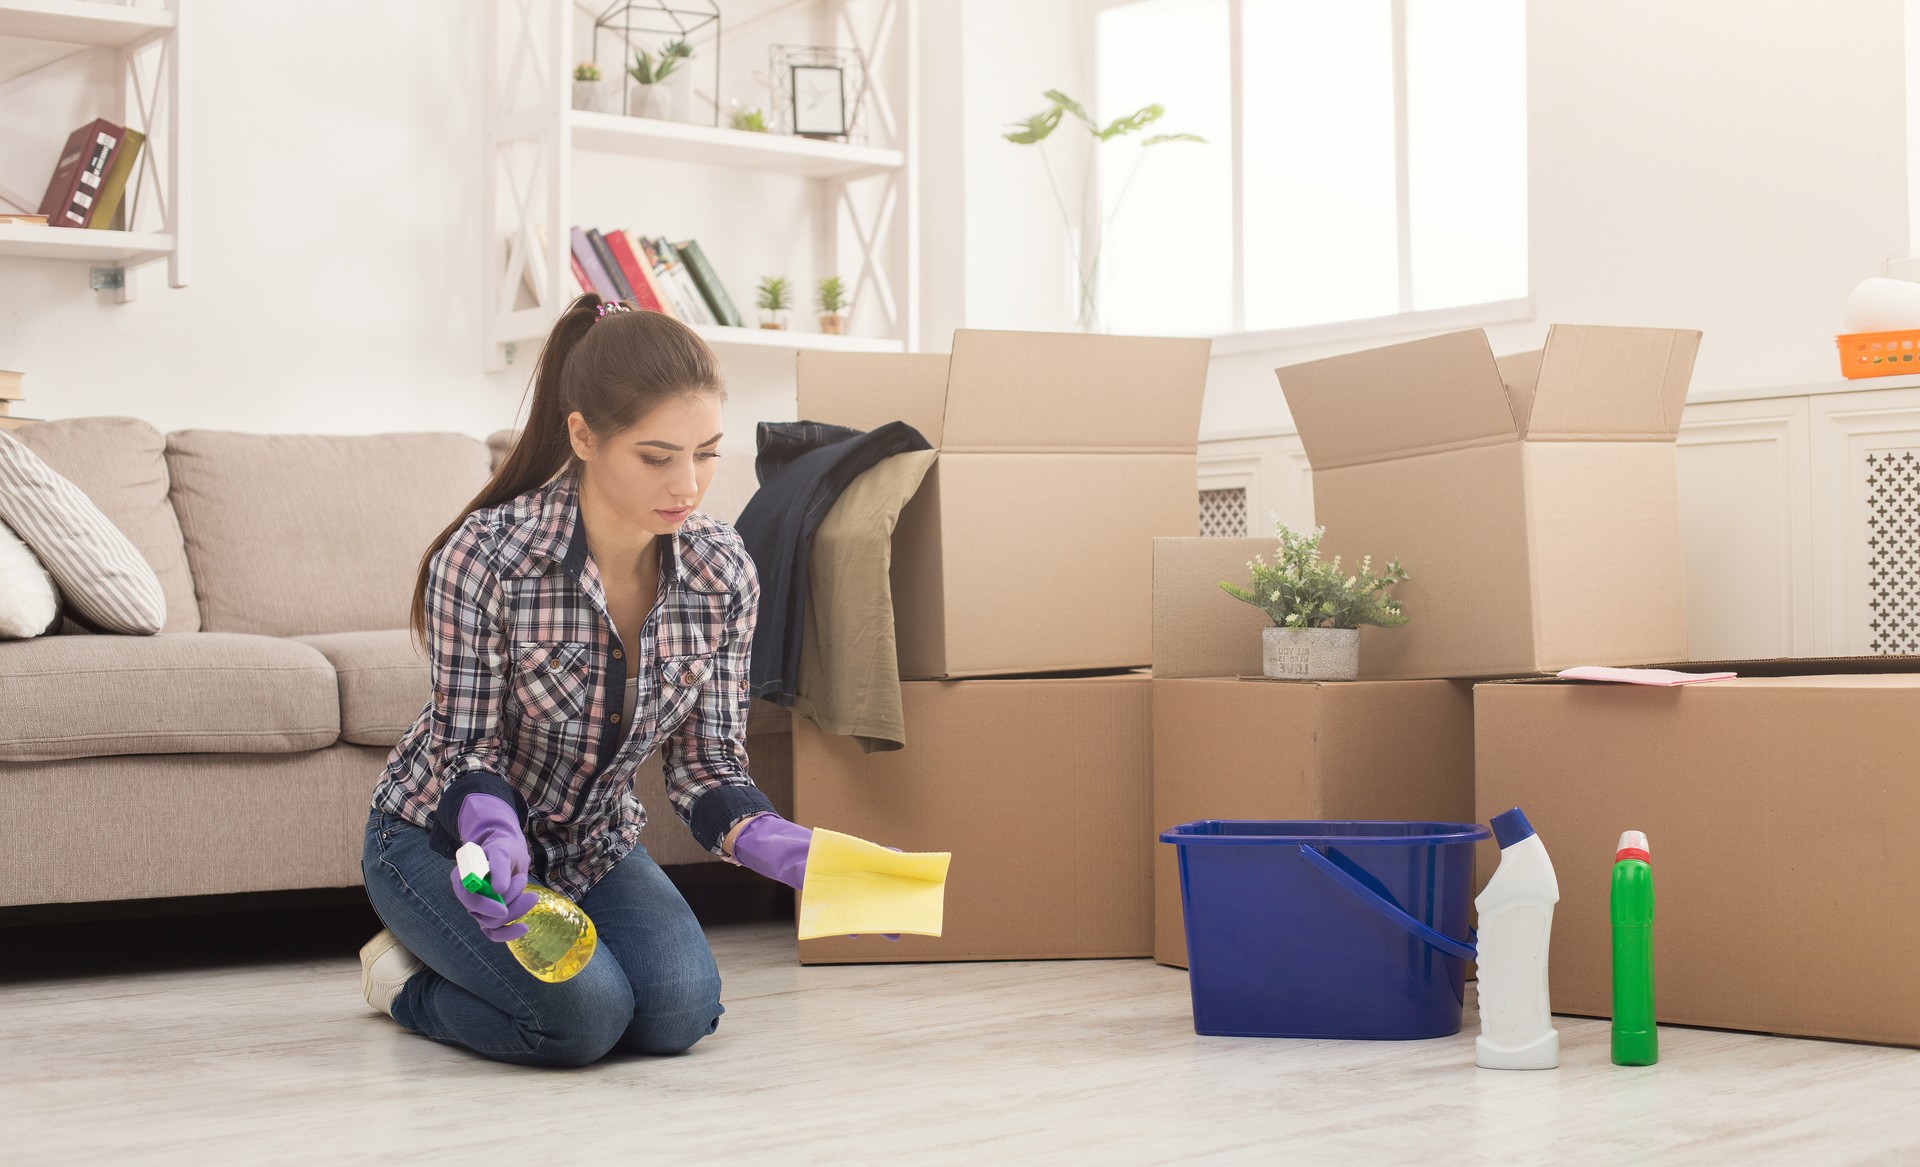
top-left (0, 430), bottom-right (165, 635)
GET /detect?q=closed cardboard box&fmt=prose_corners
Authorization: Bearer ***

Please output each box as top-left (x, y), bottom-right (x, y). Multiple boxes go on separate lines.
top-left (1274, 324), bottom-right (1700, 681)
top-left (1152, 677), bottom-right (1476, 967)
top-left (793, 672), bottom-right (1153, 963)
top-left (796, 329), bottom-right (1209, 679)
top-left (1474, 659), bottom-right (1920, 1046)
top-left (1147, 537), bottom-right (1476, 968)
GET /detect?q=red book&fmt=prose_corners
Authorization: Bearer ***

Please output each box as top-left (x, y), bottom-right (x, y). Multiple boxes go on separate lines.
top-left (605, 231), bottom-right (668, 314)
top-left (37, 118), bottom-right (125, 228)
top-left (567, 253), bottom-right (591, 297)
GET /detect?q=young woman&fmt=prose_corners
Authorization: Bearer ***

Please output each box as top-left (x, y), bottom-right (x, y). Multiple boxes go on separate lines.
top-left (358, 295), bottom-right (851, 1068)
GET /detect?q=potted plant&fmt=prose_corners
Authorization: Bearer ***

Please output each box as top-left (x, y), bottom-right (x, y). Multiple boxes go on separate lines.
top-left (728, 101), bottom-right (770, 133)
top-left (756, 276), bottom-right (791, 329)
top-left (1219, 520), bottom-right (1409, 682)
top-left (626, 39), bottom-right (693, 120)
top-left (572, 62), bottom-right (608, 113)
top-left (816, 275), bottom-right (848, 334)
top-left (1004, 89), bottom-right (1204, 333)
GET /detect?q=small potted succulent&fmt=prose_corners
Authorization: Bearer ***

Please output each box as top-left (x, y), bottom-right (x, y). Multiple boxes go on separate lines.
top-left (1220, 519), bottom-right (1409, 682)
top-left (572, 61), bottom-right (608, 113)
top-left (756, 275), bottom-right (792, 329)
top-left (728, 101), bottom-right (770, 133)
top-left (816, 275), bottom-right (848, 334)
top-left (627, 39), bottom-right (694, 120)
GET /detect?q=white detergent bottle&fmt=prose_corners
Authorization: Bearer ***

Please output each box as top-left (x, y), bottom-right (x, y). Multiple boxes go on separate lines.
top-left (1474, 806), bottom-right (1560, 1070)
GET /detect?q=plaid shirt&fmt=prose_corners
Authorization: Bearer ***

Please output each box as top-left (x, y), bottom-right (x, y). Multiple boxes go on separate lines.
top-left (372, 469), bottom-right (774, 900)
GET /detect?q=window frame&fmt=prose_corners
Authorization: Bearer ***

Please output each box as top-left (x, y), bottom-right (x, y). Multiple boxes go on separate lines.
top-left (1085, 0), bottom-right (1532, 347)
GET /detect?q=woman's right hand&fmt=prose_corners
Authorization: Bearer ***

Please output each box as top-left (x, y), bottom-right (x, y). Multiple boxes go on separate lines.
top-left (448, 792), bottom-right (538, 942)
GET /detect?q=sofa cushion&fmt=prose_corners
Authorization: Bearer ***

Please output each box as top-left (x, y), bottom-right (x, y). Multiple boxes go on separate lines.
top-left (13, 417), bottom-right (201, 633)
top-left (165, 430), bottom-right (492, 637)
top-left (293, 629), bottom-right (430, 748)
top-left (0, 632), bottom-right (340, 762)
top-left (487, 428), bottom-right (517, 471)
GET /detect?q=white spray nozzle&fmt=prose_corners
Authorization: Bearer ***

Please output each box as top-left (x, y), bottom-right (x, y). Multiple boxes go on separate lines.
top-left (1617, 830), bottom-right (1649, 855)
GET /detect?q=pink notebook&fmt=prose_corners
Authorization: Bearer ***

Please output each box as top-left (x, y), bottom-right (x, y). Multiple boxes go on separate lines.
top-left (1555, 666), bottom-right (1738, 686)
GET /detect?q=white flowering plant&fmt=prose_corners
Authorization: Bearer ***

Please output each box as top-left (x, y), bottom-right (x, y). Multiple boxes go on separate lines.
top-left (1220, 520), bottom-right (1410, 630)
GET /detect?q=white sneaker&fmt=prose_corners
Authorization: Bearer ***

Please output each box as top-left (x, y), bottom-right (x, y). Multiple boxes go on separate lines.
top-left (359, 929), bottom-right (423, 1018)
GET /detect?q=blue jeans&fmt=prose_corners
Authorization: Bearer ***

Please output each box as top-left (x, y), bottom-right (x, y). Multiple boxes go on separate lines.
top-left (360, 808), bottom-right (725, 1067)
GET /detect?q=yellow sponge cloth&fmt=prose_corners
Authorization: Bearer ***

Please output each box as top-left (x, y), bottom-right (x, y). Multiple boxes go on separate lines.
top-left (797, 828), bottom-right (952, 941)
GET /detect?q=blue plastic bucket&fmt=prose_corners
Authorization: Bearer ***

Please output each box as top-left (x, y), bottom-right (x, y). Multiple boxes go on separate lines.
top-left (1160, 819), bottom-right (1490, 1040)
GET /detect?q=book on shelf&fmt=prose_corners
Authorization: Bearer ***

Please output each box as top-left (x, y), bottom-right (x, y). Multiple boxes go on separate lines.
top-left (670, 239), bottom-right (744, 328)
top-left (37, 118), bottom-right (126, 228)
top-left (0, 370), bottom-right (23, 401)
top-left (569, 226), bottom-right (621, 301)
top-left (87, 127), bottom-right (144, 231)
top-left (604, 231), bottom-right (672, 317)
top-left (647, 237), bottom-right (718, 326)
top-left (584, 229), bottom-right (635, 302)
top-left (0, 215), bottom-right (50, 226)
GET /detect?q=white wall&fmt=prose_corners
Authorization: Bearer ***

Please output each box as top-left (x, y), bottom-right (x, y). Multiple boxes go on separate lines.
top-left (1199, 0), bottom-right (1913, 438)
top-left (0, 0), bottom-right (855, 514)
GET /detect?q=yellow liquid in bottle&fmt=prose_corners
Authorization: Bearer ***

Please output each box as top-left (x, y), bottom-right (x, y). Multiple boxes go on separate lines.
top-left (505, 885), bottom-right (598, 983)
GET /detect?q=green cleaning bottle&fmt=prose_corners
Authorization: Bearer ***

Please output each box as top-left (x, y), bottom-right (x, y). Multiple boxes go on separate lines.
top-left (1610, 830), bottom-right (1658, 1065)
top-left (456, 842), bottom-right (599, 984)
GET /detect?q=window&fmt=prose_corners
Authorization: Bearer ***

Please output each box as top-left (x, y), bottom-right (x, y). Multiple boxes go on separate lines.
top-left (1093, 0), bottom-right (1528, 337)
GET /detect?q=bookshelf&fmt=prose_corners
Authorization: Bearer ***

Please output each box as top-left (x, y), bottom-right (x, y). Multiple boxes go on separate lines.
top-left (0, 0), bottom-right (190, 299)
top-left (482, 0), bottom-right (918, 371)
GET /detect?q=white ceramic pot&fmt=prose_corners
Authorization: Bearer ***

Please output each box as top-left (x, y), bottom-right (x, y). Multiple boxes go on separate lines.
top-left (627, 83), bottom-right (664, 119)
top-left (571, 80), bottom-right (604, 112)
top-left (662, 69), bottom-right (693, 121)
top-left (1261, 626), bottom-right (1360, 682)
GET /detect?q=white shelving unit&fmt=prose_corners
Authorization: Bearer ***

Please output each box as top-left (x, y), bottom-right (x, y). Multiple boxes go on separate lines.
top-left (0, 0), bottom-right (189, 299)
top-left (482, 0), bottom-right (917, 371)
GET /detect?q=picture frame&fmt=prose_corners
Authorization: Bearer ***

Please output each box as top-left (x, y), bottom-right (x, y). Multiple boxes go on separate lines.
top-left (790, 64), bottom-right (847, 138)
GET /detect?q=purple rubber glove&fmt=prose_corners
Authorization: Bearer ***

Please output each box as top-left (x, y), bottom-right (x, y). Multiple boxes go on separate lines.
top-left (733, 814), bottom-right (900, 941)
top-left (731, 813), bottom-right (811, 889)
top-left (449, 792), bottom-right (537, 942)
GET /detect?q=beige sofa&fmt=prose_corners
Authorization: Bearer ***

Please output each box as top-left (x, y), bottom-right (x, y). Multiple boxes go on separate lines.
top-left (0, 417), bottom-right (791, 909)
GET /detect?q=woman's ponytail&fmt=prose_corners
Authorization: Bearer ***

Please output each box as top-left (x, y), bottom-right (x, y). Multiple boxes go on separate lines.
top-left (408, 293), bottom-right (604, 648)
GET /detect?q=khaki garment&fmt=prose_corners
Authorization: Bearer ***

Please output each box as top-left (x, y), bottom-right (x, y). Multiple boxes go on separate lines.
top-left (791, 449), bottom-right (939, 752)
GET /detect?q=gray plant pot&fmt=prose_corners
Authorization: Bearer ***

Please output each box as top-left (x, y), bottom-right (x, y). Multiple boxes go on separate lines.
top-left (1262, 626), bottom-right (1360, 682)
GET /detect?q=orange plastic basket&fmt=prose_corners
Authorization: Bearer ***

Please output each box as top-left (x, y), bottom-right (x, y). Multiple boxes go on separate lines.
top-left (1836, 329), bottom-right (1920, 379)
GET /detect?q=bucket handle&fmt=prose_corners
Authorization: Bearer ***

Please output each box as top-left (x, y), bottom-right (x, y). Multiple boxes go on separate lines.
top-left (1297, 844), bottom-right (1478, 962)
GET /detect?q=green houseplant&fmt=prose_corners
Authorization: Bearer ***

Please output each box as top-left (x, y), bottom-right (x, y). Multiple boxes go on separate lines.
top-left (572, 61), bottom-right (610, 114)
top-left (626, 39), bottom-right (694, 120)
top-left (1004, 89), bottom-right (1204, 332)
top-left (756, 275), bottom-right (792, 330)
top-left (815, 275), bottom-right (848, 334)
top-left (1220, 520), bottom-right (1409, 681)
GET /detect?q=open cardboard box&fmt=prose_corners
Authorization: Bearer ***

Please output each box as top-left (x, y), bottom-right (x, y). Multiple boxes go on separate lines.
top-left (1275, 324), bottom-right (1701, 681)
top-left (1149, 537), bottom-right (1477, 967)
top-left (1474, 654), bottom-right (1920, 1047)
top-left (793, 671), bottom-right (1154, 964)
top-left (797, 329), bottom-right (1209, 680)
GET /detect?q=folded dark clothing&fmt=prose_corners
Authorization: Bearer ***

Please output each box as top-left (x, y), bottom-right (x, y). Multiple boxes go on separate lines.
top-left (736, 419), bottom-right (932, 707)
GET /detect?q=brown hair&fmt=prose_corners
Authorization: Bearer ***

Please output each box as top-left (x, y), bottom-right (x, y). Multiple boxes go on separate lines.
top-left (408, 294), bottom-right (725, 648)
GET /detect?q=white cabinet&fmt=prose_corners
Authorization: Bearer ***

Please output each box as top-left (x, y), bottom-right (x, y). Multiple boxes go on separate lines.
top-left (1201, 375), bottom-right (1920, 661)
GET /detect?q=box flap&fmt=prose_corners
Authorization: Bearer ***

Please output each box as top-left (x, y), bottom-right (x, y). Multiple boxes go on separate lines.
top-left (1480, 654), bottom-right (1920, 685)
top-left (1274, 329), bottom-right (1519, 469)
top-left (1152, 537), bottom-right (1277, 678)
top-left (1520, 325), bottom-right (1701, 440)
top-left (1494, 349), bottom-right (1544, 434)
top-left (795, 351), bottom-right (952, 446)
top-left (941, 330), bottom-right (1209, 453)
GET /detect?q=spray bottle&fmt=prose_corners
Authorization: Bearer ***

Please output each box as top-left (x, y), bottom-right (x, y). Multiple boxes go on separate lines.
top-left (456, 842), bottom-right (599, 984)
top-left (1611, 830), bottom-right (1658, 1065)
top-left (1474, 807), bottom-right (1560, 1070)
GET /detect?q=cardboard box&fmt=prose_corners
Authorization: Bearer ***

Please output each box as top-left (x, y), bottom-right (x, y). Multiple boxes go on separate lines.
top-left (796, 329), bottom-right (1210, 679)
top-left (1274, 325), bottom-right (1701, 681)
top-left (1152, 679), bottom-right (1476, 967)
top-left (1147, 537), bottom-right (1477, 967)
top-left (793, 672), bottom-right (1153, 963)
top-left (1474, 657), bottom-right (1920, 1046)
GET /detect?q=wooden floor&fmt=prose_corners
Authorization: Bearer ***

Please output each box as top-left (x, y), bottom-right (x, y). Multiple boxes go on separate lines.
top-left (6, 912), bottom-right (1919, 1165)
